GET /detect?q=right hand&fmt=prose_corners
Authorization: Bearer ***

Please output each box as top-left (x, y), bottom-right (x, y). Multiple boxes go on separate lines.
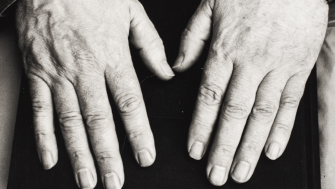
top-left (16, 0), bottom-right (174, 188)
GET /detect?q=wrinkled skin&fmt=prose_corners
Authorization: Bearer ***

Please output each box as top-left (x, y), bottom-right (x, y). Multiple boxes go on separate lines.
top-left (16, 0), bottom-right (174, 188)
top-left (174, 0), bottom-right (328, 186)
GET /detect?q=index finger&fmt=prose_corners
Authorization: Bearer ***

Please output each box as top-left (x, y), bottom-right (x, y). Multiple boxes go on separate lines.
top-left (187, 50), bottom-right (233, 161)
top-left (105, 45), bottom-right (156, 168)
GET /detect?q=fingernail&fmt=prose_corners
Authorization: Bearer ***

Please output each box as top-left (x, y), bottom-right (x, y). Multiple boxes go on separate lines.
top-left (104, 172), bottom-right (121, 189)
top-left (189, 141), bottom-right (204, 160)
top-left (173, 53), bottom-right (184, 68)
top-left (266, 142), bottom-right (280, 160)
top-left (231, 161), bottom-right (250, 182)
top-left (41, 151), bottom-right (54, 170)
top-left (161, 62), bottom-right (175, 77)
top-left (137, 150), bottom-right (153, 167)
top-left (209, 165), bottom-right (226, 186)
top-left (77, 169), bottom-right (94, 188)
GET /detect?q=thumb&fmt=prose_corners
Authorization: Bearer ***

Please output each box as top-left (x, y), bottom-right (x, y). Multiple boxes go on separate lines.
top-left (129, 1), bottom-right (174, 80)
top-left (173, 0), bottom-right (214, 72)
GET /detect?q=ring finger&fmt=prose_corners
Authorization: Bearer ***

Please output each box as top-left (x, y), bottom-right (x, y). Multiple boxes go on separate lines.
top-left (230, 71), bottom-right (289, 183)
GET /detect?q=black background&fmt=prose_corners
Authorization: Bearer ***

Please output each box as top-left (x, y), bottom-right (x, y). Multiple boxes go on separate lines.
top-left (5, 0), bottom-right (320, 188)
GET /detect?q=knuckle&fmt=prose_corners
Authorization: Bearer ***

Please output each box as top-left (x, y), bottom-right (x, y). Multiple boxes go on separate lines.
top-left (35, 132), bottom-right (50, 144)
top-left (193, 119), bottom-right (213, 134)
top-left (190, 119), bottom-right (213, 141)
top-left (96, 151), bottom-right (118, 164)
top-left (115, 92), bottom-right (142, 116)
top-left (24, 45), bottom-right (53, 77)
top-left (149, 37), bottom-right (164, 48)
top-left (221, 102), bottom-right (249, 120)
top-left (251, 101), bottom-right (277, 119)
top-left (273, 122), bottom-right (291, 136)
top-left (210, 39), bottom-right (227, 55)
top-left (85, 110), bottom-right (110, 131)
top-left (211, 40), bottom-right (223, 53)
top-left (280, 94), bottom-right (301, 109)
top-left (70, 150), bottom-right (89, 164)
top-left (198, 84), bottom-right (223, 106)
top-left (128, 127), bottom-right (150, 143)
top-left (239, 140), bottom-right (260, 156)
top-left (181, 28), bottom-right (195, 40)
top-left (139, 35), bottom-right (163, 52)
top-left (31, 100), bottom-right (52, 114)
top-left (62, 133), bottom-right (83, 148)
top-left (58, 111), bottom-right (84, 131)
top-left (212, 143), bottom-right (236, 159)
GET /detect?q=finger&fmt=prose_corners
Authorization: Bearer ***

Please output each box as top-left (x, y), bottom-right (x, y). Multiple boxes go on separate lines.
top-left (187, 51), bottom-right (233, 160)
top-left (207, 68), bottom-right (265, 186)
top-left (173, 0), bottom-right (214, 72)
top-left (52, 80), bottom-right (98, 189)
top-left (129, 0), bottom-right (174, 80)
top-left (74, 76), bottom-right (124, 189)
top-left (230, 73), bottom-right (289, 183)
top-left (264, 71), bottom-right (309, 160)
top-left (29, 74), bottom-right (58, 170)
top-left (106, 53), bottom-right (156, 168)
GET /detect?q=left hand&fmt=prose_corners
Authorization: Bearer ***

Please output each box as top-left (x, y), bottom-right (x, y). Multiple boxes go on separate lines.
top-left (174, 0), bottom-right (328, 186)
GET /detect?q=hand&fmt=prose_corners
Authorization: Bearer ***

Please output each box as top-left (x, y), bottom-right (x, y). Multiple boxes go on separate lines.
top-left (174, 0), bottom-right (328, 185)
top-left (16, 0), bottom-right (174, 188)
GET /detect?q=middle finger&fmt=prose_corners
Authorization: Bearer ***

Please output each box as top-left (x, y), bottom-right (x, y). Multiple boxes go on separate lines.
top-left (52, 79), bottom-right (97, 189)
top-left (75, 75), bottom-right (124, 189)
top-left (207, 67), bottom-right (264, 186)
top-left (105, 44), bottom-right (156, 168)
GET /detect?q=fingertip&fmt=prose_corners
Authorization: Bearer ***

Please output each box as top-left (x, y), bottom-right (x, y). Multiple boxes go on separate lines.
top-left (101, 157), bottom-right (125, 189)
top-left (173, 53), bottom-right (195, 73)
top-left (208, 178), bottom-right (225, 187)
top-left (208, 165), bottom-right (227, 186)
top-left (41, 151), bottom-right (57, 170)
top-left (104, 172), bottom-right (122, 189)
top-left (172, 53), bottom-right (185, 70)
top-left (189, 141), bottom-right (205, 160)
top-left (265, 142), bottom-right (281, 160)
top-left (173, 52), bottom-right (201, 73)
top-left (138, 49), bottom-right (175, 80)
top-left (136, 150), bottom-right (155, 167)
top-left (230, 161), bottom-right (251, 183)
top-left (76, 168), bottom-right (97, 189)
top-left (36, 134), bottom-right (58, 170)
top-left (231, 176), bottom-right (249, 184)
top-left (159, 61), bottom-right (175, 80)
top-left (130, 132), bottom-right (156, 167)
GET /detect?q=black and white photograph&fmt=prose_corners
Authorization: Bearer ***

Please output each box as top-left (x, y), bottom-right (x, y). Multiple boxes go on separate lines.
top-left (0, 0), bottom-right (334, 188)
